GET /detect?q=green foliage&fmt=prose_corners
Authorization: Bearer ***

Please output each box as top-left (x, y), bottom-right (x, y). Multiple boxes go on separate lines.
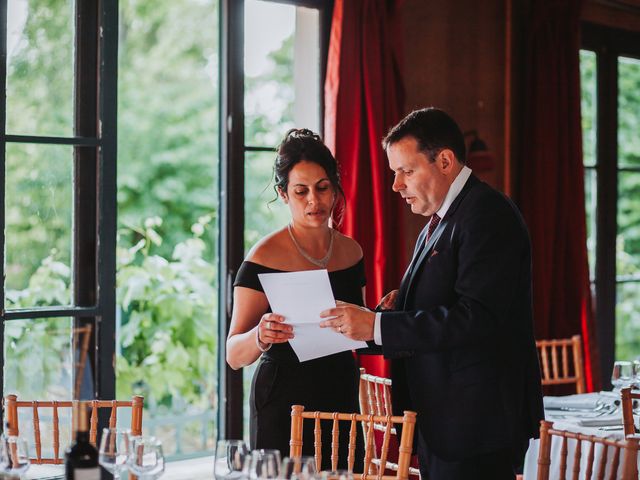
top-left (117, 0), bottom-right (220, 259)
top-left (4, 256), bottom-right (72, 400)
top-left (116, 217), bottom-right (218, 410)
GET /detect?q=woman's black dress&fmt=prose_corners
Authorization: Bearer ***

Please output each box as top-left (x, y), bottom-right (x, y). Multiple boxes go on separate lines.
top-left (234, 259), bottom-right (366, 469)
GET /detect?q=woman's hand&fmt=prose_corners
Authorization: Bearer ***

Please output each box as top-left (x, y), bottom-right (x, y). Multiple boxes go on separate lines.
top-left (257, 313), bottom-right (294, 347)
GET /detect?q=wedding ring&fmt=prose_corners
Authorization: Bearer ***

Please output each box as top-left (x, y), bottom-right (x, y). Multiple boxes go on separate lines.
top-left (267, 321), bottom-right (272, 330)
top-left (338, 325), bottom-right (342, 333)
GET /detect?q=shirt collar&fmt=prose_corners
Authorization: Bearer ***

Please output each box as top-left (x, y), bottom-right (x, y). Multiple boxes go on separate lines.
top-left (435, 165), bottom-right (472, 220)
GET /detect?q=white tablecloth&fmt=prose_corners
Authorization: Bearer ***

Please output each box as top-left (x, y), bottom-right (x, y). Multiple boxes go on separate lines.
top-left (523, 393), bottom-right (634, 479)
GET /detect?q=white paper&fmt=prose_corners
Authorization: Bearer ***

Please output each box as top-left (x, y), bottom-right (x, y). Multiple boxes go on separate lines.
top-left (258, 269), bottom-right (367, 362)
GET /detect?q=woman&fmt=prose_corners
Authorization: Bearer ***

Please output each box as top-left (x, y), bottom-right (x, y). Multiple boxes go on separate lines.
top-left (226, 128), bottom-right (365, 468)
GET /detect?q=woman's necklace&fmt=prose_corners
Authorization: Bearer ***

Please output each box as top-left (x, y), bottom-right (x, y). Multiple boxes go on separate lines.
top-left (287, 224), bottom-right (335, 268)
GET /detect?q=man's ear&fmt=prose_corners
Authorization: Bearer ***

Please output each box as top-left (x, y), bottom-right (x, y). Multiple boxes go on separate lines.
top-left (438, 149), bottom-right (456, 173)
top-left (278, 187), bottom-right (288, 204)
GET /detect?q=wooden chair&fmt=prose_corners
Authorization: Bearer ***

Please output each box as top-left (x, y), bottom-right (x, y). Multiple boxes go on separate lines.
top-left (621, 387), bottom-right (640, 436)
top-left (289, 404), bottom-right (417, 480)
top-left (537, 420), bottom-right (639, 480)
top-left (536, 335), bottom-right (586, 393)
top-left (72, 324), bottom-right (93, 399)
top-left (359, 369), bottom-right (420, 477)
top-left (4, 394), bottom-right (144, 465)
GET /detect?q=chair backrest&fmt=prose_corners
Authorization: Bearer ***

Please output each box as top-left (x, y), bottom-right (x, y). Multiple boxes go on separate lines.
top-left (358, 369), bottom-right (420, 478)
top-left (4, 394), bottom-right (144, 465)
top-left (537, 420), bottom-right (639, 480)
top-left (289, 404), bottom-right (416, 480)
top-left (621, 387), bottom-right (640, 436)
top-left (536, 335), bottom-right (585, 393)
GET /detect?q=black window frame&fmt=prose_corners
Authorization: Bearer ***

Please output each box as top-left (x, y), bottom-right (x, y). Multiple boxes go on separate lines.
top-left (1, 0), bottom-right (332, 443)
top-left (218, 0), bottom-right (333, 439)
top-left (0, 0), bottom-right (118, 432)
top-left (581, 22), bottom-right (640, 387)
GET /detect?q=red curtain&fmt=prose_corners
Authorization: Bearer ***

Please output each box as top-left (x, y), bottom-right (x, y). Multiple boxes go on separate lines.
top-left (519, 0), bottom-right (600, 390)
top-left (325, 0), bottom-right (406, 377)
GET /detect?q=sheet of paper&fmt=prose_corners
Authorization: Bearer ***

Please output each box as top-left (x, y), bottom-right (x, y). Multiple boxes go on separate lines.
top-left (258, 269), bottom-right (367, 362)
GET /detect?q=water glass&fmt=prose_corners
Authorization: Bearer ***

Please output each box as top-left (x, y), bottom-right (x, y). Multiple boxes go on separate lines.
top-left (323, 470), bottom-right (353, 480)
top-left (280, 456), bottom-right (317, 479)
top-left (99, 428), bottom-right (132, 479)
top-left (214, 440), bottom-right (249, 480)
top-left (0, 435), bottom-right (30, 476)
top-left (248, 449), bottom-right (281, 480)
top-left (611, 360), bottom-right (634, 389)
top-left (128, 435), bottom-right (165, 479)
top-left (633, 359), bottom-right (640, 387)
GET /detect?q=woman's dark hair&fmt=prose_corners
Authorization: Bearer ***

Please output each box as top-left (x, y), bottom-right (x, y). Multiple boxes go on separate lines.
top-left (273, 128), bottom-right (346, 223)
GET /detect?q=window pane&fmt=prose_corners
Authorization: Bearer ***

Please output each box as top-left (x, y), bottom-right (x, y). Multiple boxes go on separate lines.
top-left (617, 171), bottom-right (640, 281)
top-left (117, 0), bottom-right (219, 460)
top-left (584, 167), bottom-right (597, 280)
top-left (618, 56), bottom-right (640, 168)
top-left (244, 151), bottom-right (290, 253)
top-left (616, 282), bottom-right (640, 360)
top-left (580, 50), bottom-right (597, 168)
top-left (4, 143), bottom-right (73, 307)
top-left (4, 317), bottom-right (73, 399)
top-left (6, 0), bottom-right (75, 136)
top-left (244, 0), bottom-right (321, 147)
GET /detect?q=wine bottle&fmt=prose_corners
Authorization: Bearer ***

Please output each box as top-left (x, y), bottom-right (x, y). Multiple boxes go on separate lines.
top-left (65, 401), bottom-right (100, 480)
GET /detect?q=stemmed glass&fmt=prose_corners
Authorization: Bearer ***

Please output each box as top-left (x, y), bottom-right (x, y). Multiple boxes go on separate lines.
top-left (127, 435), bottom-right (165, 479)
top-left (99, 428), bottom-right (132, 479)
top-left (214, 440), bottom-right (249, 480)
top-left (280, 456), bottom-right (317, 480)
top-left (248, 449), bottom-right (281, 480)
top-left (0, 435), bottom-right (30, 477)
top-left (611, 360), bottom-right (634, 390)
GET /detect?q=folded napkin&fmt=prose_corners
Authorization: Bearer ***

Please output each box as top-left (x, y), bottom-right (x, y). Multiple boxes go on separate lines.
top-left (544, 394), bottom-right (601, 411)
top-left (577, 414), bottom-right (622, 427)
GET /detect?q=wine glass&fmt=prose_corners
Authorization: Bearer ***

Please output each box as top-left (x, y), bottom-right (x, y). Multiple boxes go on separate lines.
top-left (127, 435), bottom-right (165, 479)
top-left (280, 456), bottom-right (317, 480)
top-left (248, 449), bottom-right (281, 480)
top-left (214, 440), bottom-right (249, 480)
top-left (611, 360), bottom-right (634, 390)
top-left (99, 428), bottom-right (131, 479)
top-left (0, 435), bottom-right (30, 477)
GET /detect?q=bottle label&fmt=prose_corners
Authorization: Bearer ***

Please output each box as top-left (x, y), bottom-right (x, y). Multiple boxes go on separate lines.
top-left (73, 468), bottom-right (101, 480)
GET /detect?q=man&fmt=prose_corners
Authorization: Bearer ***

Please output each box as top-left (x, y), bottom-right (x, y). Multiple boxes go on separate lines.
top-left (320, 108), bottom-right (543, 479)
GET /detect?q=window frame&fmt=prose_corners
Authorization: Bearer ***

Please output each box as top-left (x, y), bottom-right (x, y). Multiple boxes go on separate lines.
top-left (581, 22), bottom-right (640, 386)
top-left (218, 0), bottom-right (333, 439)
top-left (0, 0), bottom-right (118, 423)
top-left (0, 0), bottom-right (332, 442)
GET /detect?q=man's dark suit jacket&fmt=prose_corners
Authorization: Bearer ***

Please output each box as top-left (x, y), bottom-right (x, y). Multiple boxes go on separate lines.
top-left (380, 174), bottom-right (543, 465)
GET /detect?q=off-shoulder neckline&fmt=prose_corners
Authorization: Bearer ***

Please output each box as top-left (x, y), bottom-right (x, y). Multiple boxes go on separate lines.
top-left (242, 257), bottom-right (363, 274)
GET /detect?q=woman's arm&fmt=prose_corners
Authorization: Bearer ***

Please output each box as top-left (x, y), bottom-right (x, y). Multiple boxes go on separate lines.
top-left (226, 286), bottom-right (293, 370)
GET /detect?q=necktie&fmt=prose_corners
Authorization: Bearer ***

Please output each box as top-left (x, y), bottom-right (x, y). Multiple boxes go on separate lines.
top-left (426, 213), bottom-right (441, 243)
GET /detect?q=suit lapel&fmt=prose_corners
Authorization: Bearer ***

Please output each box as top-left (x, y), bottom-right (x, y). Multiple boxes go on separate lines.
top-left (401, 174), bottom-right (480, 309)
top-left (396, 226), bottom-right (428, 308)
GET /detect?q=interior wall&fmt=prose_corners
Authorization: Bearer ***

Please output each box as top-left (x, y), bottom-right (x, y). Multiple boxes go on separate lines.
top-left (398, 0), bottom-right (508, 252)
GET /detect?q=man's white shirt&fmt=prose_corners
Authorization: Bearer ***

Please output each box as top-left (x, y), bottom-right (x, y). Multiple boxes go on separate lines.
top-left (373, 166), bottom-right (472, 345)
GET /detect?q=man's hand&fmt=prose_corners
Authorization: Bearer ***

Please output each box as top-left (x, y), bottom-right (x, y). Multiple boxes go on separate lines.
top-left (319, 301), bottom-right (375, 341)
top-left (377, 289), bottom-right (399, 310)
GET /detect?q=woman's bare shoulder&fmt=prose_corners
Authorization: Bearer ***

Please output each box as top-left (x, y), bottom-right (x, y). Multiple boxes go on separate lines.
top-left (245, 228), bottom-right (290, 267)
top-left (334, 231), bottom-right (363, 264)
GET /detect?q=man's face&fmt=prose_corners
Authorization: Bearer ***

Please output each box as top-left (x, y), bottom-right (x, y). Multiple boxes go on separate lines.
top-left (387, 136), bottom-right (453, 217)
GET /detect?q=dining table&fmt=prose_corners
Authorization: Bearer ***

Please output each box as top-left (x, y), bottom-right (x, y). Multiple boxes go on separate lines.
top-left (522, 391), bottom-right (637, 479)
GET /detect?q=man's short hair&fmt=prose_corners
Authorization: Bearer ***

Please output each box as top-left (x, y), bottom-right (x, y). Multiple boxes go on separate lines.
top-left (382, 107), bottom-right (467, 164)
